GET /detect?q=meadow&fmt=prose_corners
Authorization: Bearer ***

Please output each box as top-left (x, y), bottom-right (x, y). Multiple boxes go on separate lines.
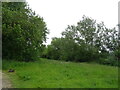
top-left (2, 58), bottom-right (118, 88)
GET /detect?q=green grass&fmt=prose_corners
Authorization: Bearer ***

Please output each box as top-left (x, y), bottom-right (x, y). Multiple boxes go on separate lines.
top-left (2, 58), bottom-right (118, 88)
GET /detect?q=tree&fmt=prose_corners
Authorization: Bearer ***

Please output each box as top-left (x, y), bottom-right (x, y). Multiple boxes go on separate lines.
top-left (61, 16), bottom-right (100, 61)
top-left (2, 2), bottom-right (48, 61)
top-left (47, 15), bottom-right (118, 63)
top-left (44, 37), bottom-right (79, 61)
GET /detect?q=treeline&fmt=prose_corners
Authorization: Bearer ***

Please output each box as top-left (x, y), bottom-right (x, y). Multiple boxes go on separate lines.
top-left (42, 16), bottom-right (120, 66)
top-left (2, 2), bottom-right (48, 61)
top-left (2, 2), bottom-right (120, 66)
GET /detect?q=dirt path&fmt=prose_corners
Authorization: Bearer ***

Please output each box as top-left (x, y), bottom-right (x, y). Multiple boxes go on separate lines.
top-left (0, 71), bottom-right (2, 89)
top-left (0, 70), bottom-right (12, 89)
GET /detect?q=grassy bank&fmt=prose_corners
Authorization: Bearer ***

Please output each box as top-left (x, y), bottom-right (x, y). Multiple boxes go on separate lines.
top-left (2, 58), bottom-right (118, 88)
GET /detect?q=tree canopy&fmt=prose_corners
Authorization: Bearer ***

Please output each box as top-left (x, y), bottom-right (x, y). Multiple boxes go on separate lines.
top-left (2, 2), bottom-right (49, 61)
top-left (43, 16), bottom-right (119, 66)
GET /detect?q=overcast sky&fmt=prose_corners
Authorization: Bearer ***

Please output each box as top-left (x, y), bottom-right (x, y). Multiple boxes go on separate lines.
top-left (26, 0), bottom-right (119, 45)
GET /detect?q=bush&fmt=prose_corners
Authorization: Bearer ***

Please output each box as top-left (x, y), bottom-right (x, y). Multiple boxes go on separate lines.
top-left (98, 53), bottom-right (119, 67)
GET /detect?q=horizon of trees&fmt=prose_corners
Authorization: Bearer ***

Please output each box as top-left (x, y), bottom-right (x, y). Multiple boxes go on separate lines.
top-left (42, 16), bottom-right (119, 66)
top-left (2, 2), bottom-right (120, 67)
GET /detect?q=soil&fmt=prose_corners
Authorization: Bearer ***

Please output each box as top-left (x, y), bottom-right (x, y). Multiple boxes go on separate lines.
top-left (0, 70), bottom-right (12, 89)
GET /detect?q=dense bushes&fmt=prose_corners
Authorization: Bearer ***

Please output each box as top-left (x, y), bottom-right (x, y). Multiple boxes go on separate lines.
top-left (42, 38), bottom-right (100, 62)
top-left (97, 53), bottom-right (120, 66)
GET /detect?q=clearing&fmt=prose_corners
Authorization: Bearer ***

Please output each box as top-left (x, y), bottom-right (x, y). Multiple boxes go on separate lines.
top-left (2, 58), bottom-right (118, 88)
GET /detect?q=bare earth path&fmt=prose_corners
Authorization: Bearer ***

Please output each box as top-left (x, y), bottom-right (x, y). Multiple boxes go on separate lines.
top-left (0, 70), bottom-right (2, 89)
top-left (0, 70), bottom-right (12, 89)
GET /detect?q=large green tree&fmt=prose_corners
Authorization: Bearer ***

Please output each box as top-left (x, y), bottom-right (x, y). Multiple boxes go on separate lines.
top-left (2, 2), bottom-right (48, 61)
top-left (45, 16), bottom-right (119, 64)
top-left (62, 16), bottom-right (118, 53)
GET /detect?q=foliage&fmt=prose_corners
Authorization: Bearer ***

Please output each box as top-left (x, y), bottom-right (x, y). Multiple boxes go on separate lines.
top-left (98, 52), bottom-right (119, 67)
top-left (43, 16), bottom-right (119, 66)
top-left (2, 2), bottom-right (48, 61)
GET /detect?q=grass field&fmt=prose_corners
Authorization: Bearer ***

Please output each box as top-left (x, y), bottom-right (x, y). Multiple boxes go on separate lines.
top-left (2, 58), bottom-right (118, 88)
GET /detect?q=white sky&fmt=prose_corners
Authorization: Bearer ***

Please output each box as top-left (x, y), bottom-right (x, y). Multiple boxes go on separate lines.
top-left (26, 0), bottom-right (119, 45)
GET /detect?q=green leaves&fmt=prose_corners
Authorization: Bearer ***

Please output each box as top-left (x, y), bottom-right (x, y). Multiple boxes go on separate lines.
top-left (2, 2), bottom-right (48, 61)
top-left (45, 15), bottom-right (118, 64)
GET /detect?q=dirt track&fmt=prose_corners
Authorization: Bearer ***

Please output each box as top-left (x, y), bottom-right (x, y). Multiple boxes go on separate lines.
top-left (0, 70), bottom-right (12, 89)
top-left (0, 71), bottom-right (2, 89)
